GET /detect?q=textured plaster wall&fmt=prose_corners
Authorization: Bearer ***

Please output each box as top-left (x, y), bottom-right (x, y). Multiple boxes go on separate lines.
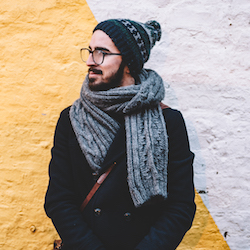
top-left (0, 1), bottom-right (96, 249)
top-left (0, 0), bottom-right (249, 249)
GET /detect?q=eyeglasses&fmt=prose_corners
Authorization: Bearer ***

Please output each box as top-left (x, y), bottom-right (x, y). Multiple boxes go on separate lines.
top-left (80, 48), bottom-right (122, 65)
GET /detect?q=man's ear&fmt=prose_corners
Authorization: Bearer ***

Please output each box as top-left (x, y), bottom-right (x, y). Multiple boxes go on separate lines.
top-left (124, 65), bottom-right (131, 74)
top-left (121, 64), bottom-right (135, 87)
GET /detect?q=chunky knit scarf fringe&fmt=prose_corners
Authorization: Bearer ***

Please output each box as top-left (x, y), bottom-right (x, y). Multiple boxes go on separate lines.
top-left (70, 69), bottom-right (168, 207)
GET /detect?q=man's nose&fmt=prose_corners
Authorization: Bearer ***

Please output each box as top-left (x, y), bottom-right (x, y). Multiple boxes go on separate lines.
top-left (86, 53), bottom-right (96, 66)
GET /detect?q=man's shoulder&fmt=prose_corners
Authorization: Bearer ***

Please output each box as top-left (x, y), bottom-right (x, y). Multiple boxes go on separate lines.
top-left (56, 106), bottom-right (72, 128)
top-left (161, 104), bottom-right (184, 126)
top-left (60, 106), bottom-right (71, 116)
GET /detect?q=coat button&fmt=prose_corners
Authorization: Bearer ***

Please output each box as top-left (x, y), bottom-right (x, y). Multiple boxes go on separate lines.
top-left (124, 212), bottom-right (132, 221)
top-left (94, 208), bottom-right (101, 217)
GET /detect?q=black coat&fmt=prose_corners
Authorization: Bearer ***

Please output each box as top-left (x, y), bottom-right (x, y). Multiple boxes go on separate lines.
top-left (44, 107), bottom-right (196, 250)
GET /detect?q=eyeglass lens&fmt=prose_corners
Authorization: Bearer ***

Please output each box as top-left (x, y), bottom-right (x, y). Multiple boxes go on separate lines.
top-left (80, 49), bottom-right (104, 65)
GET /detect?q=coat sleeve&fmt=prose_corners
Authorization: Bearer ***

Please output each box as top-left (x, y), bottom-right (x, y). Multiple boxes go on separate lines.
top-left (135, 109), bottom-right (196, 250)
top-left (44, 108), bottom-right (106, 250)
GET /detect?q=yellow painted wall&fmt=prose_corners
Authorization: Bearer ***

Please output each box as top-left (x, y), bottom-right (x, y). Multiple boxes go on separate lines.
top-left (0, 1), bottom-right (230, 249)
top-left (0, 1), bottom-right (96, 249)
top-left (178, 191), bottom-right (230, 250)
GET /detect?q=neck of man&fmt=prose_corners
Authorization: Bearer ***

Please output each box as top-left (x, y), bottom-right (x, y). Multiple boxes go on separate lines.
top-left (120, 74), bottom-right (135, 87)
top-left (119, 66), bottom-right (135, 87)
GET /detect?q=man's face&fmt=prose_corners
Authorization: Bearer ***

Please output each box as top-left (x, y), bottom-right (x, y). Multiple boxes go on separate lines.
top-left (86, 30), bottom-right (125, 91)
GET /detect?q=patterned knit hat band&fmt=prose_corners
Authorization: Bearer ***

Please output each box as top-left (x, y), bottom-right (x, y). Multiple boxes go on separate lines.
top-left (93, 19), bottom-right (161, 78)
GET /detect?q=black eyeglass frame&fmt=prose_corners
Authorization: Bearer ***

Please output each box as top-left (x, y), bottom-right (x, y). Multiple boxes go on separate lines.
top-left (80, 48), bottom-right (122, 65)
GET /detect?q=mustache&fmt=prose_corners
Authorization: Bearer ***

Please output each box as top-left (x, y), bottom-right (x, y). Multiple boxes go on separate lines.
top-left (88, 68), bottom-right (103, 74)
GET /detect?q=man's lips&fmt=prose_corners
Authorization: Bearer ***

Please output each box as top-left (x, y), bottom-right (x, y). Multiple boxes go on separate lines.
top-left (88, 68), bottom-right (102, 75)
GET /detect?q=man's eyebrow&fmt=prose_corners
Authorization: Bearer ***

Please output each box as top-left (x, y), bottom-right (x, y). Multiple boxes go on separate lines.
top-left (89, 46), bottom-right (110, 52)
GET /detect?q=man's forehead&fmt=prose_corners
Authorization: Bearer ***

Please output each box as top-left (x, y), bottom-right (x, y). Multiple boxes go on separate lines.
top-left (89, 30), bottom-right (119, 52)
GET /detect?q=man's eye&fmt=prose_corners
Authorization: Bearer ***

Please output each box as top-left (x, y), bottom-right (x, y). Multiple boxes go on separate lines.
top-left (95, 50), bottom-right (104, 54)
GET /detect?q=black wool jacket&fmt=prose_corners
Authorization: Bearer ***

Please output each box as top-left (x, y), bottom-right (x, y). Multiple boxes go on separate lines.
top-left (44, 107), bottom-right (196, 250)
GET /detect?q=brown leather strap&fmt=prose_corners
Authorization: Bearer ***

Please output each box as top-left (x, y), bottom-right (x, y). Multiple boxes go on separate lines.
top-left (160, 102), bottom-right (169, 109)
top-left (53, 239), bottom-right (63, 249)
top-left (80, 162), bottom-right (117, 212)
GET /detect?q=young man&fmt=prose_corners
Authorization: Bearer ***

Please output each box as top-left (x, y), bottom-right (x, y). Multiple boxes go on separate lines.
top-left (44, 19), bottom-right (196, 250)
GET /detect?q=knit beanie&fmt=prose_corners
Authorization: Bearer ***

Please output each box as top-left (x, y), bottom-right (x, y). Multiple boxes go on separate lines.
top-left (93, 19), bottom-right (161, 78)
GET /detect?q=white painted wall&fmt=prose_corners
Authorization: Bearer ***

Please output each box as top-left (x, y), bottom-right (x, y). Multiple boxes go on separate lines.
top-left (86, 1), bottom-right (250, 249)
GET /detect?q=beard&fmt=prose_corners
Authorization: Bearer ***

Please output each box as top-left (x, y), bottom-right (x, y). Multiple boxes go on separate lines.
top-left (88, 62), bottom-right (125, 91)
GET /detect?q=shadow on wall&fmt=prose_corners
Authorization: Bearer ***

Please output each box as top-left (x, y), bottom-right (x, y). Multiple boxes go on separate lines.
top-left (163, 82), bottom-right (230, 249)
top-left (162, 82), bottom-right (212, 249)
top-left (163, 81), bottom-right (209, 208)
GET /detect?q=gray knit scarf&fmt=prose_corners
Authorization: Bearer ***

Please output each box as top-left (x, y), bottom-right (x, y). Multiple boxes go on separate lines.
top-left (70, 69), bottom-right (168, 207)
